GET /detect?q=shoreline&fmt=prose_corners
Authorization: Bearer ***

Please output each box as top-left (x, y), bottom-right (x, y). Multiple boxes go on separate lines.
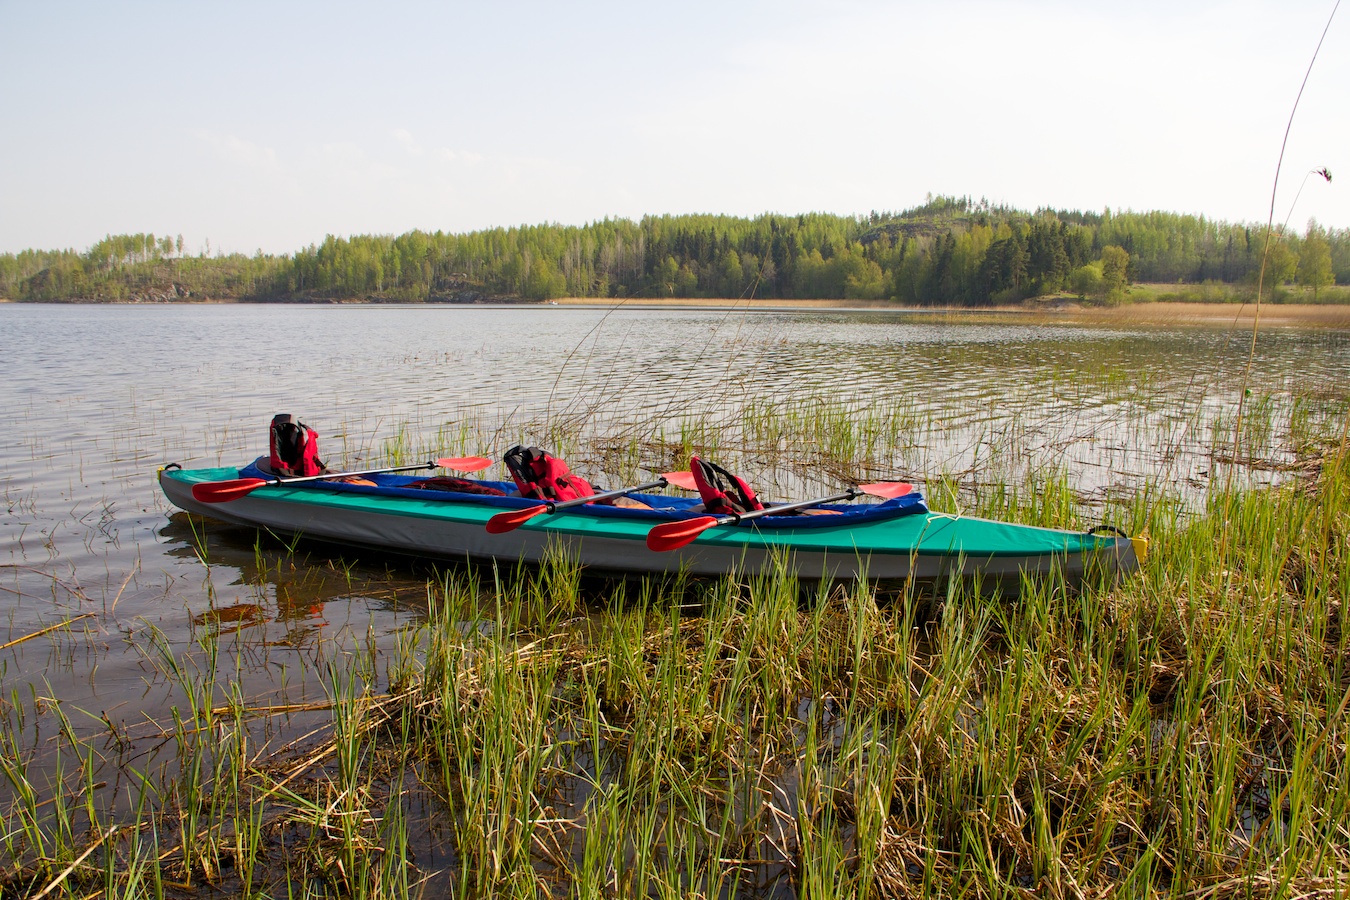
top-left (550, 296), bottom-right (1350, 328)
top-left (1064, 301), bottom-right (1350, 328)
top-left (6, 294), bottom-right (1349, 328)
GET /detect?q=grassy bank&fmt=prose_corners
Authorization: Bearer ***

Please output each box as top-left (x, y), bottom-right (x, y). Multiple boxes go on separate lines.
top-left (1071, 299), bottom-right (1350, 330)
top-left (552, 291), bottom-right (1350, 330)
top-left (2, 431), bottom-right (1348, 897)
top-left (1128, 282), bottom-right (1350, 307)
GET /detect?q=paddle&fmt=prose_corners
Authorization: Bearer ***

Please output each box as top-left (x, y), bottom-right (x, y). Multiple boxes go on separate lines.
top-left (662, 470), bottom-right (698, 491)
top-left (485, 471), bottom-right (695, 534)
top-left (645, 481), bottom-right (913, 552)
top-left (191, 457), bottom-right (494, 503)
top-left (855, 480), bottom-right (915, 499)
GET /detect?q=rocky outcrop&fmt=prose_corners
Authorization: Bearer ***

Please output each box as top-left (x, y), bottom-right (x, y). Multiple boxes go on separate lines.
top-left (125, 283), bottom-right (200, 303)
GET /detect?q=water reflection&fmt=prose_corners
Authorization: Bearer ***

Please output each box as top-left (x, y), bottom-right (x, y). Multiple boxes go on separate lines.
top-left (157, 512), bottom-right (434, 640)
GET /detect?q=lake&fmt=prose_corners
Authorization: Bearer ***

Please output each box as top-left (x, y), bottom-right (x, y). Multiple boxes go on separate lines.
top-left (1, 301), bottom-right (1347, 890)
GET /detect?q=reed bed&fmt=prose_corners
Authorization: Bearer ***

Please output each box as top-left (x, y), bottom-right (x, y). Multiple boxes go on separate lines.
top-left (2, 356), bottom-right (1349, 898)
top-left (2, 436), bottom-right (1349, 897)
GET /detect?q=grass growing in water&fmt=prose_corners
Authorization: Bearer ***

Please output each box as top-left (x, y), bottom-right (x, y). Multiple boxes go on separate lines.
top-left (3, 449), bottom-right (1348, 897)
top-left (2, 376), bottom-right (1349, 897)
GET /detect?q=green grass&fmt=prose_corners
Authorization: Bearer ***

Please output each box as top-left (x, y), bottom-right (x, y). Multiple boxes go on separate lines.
top-left (2, 391), bottom-right (1349, 897)
top-left (1127, 281), bottom-right (1350, 305)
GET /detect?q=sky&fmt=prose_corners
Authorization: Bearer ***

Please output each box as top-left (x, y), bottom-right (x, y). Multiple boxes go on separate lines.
top-left (1, 0), bottom-right (1346, 256)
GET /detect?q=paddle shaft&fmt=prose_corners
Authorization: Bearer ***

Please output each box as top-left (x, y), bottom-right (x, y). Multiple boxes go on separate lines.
top-left (191, 455), bottom-right (495, 503)
top-left (538, 477), bottom-right (669, 513)
top-left (485, 475), bottom-right (684, 533)
top-left (256, 460), bottom-right (454, 487)
top-left (645, 487), bottom-right (866, 552)
top-left (713, 488), bottom-right (861, 527)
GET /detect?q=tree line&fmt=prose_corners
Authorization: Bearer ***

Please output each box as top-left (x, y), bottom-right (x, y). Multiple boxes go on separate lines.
top-left (3, 197), bottom-right (1346, 304)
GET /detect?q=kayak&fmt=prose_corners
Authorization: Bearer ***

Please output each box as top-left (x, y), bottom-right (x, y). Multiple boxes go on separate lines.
top-left (158, 460), bottom-right (1143, 587)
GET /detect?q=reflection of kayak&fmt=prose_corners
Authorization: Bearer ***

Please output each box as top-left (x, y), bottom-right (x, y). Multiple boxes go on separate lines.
top-left (158, 461), bottom-right (1143, 587)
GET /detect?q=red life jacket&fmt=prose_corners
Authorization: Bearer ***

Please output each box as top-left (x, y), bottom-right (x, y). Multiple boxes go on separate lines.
top-left (503, 445), bottom-right (596, 502)
top-left (269, 414), bottom-right (326, 477)
top-left (690, 456), bottom-right (763, 515)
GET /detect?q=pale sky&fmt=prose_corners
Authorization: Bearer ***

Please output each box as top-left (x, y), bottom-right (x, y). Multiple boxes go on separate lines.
top-left (1, 0), bottom-right (1346, 256)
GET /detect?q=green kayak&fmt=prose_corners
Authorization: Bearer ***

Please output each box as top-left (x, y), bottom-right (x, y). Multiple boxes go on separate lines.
top-left (159, 462), bottom-right (1143, 588)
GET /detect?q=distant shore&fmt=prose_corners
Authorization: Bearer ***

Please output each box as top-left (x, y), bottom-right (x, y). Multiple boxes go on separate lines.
top-left (551, 296), bottom-right (1350, 328)
top-left (5, 293), bottom-right (1349, 327)
top-left (1067, 301), bottom-right (1350, 329)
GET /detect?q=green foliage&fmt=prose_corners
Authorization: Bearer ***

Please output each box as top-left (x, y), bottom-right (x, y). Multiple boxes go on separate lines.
top-left (3, 200), bottom-right (1348, 304)
top-left (0, 234), bottom-right (288, 302)
top-left (1298, 224), bottom-right (1335, 300)
top-left (1070, 262), bottom-right (1104, 299)
top-left (1266, 235), bottom-right (1298, 286)
top-left (1101, 245), bottom-right (1131, 302)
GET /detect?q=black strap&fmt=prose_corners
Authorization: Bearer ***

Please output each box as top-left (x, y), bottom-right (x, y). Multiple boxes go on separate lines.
top-left (694, 458), bottom-right (758, 513)
top-left (503, 445), bottom-right (555, 499)
top-left (1088, 524), bottom-right (1127, 538)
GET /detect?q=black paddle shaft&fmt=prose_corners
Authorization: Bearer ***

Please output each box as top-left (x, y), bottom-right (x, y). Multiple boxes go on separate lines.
top-left (541, 477), bottom-right (669, 513)
top-left (713, 488), bottom-right (861, 527)
top-left (262, 460), bottom-right (442, 487)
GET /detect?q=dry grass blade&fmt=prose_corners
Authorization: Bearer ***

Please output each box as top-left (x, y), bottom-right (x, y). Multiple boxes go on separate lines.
top-left (0, 613), bottom-right (95, 650)
top-left (30, 825), bottom-right (116, 900)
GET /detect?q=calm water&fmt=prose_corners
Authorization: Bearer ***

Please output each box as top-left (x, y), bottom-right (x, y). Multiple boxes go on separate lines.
top-left (1, 301), bottom-right (1347, 812)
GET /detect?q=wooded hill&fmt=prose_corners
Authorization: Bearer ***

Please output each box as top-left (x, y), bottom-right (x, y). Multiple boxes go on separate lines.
top-left (3, 196), bottom-right (1347, 304)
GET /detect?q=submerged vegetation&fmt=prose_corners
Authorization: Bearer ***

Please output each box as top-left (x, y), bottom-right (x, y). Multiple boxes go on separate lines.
top-left (3, 196), bottom-right (1348, 304)
top-left (2, 390), bottom-right (1349, 897)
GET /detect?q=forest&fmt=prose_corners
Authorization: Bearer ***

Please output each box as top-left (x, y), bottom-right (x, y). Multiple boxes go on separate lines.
top-left (2, 196), bottom-right (1347, 305)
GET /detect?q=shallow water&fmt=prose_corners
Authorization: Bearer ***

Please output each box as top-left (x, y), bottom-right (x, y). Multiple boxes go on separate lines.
top-left (1, 302), bottom-right (1347, 830)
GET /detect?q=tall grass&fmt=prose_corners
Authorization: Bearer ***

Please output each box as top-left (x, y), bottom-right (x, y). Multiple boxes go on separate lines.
top-left (2, 392), bottom-right (1349, 897)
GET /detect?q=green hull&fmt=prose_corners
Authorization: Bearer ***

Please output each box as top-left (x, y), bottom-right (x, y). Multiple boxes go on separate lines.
top-left (160, 466), bottom-right (1141, 587)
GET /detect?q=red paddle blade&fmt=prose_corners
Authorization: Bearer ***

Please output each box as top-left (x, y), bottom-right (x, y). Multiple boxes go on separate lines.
top-left (436, 456), bottom-right (492, 472)
top-left (485, 505), bottom-right (546, 534)
top-left (857, 481), bottom-right (914, 500)
top-left (661, 470), bottom-right (697, 491)
top-left (192, 478), bottom-right (267, 503)
top-left (646, 516), bottom-right (719, 552)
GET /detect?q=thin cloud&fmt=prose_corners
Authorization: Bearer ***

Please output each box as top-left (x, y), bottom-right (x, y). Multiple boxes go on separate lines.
top-left (393, 128), bottom-right (424, 155)
top-left (194, 130), bottom-right (281, 173)
top-left (440, 147), bottom-right (485, 165)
